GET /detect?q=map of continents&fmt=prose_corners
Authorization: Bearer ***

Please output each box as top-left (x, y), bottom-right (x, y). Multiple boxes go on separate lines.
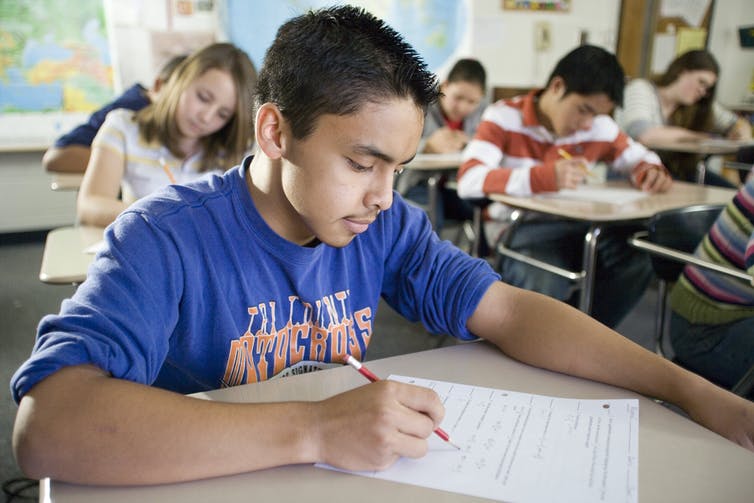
top-left (225, 0), bottom-right (467, 72)
top-left (0, 0), bottom-right (112, 113)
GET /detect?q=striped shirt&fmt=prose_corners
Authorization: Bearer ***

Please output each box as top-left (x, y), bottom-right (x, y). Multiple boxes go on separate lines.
top-left (670, 177), bottom-right (754, 325)
top-left (92, 109), bottom-right (221, 204)
top-left (457, 91), bottom-right (664, 220)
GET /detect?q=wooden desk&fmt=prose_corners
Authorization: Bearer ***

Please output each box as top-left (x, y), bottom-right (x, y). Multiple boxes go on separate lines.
top-left (39, 226), bottom-right (105, 284)
top-left (50, 173), bottom-right (84, 191)
top-left (491, 180), bottom-right (736, 313)
top-left (402, 153), bottom-right (462, 230)
top-left (44, 341), bottom-right (754, 502)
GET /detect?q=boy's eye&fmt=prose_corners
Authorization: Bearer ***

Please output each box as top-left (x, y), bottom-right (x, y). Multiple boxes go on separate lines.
top-left (347, 158), bottom-right (371, 172)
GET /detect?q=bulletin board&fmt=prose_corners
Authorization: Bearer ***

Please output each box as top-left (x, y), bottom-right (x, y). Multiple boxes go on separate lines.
top-left (502, 0), bottom-right (571, 11)
top-left (649, 0), bottom-right (715, 75)
top-left (617, 0), bottom-right (715, 79)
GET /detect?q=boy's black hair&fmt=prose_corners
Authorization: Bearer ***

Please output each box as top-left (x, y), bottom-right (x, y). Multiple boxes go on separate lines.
top-left (447, 58), bottom-right (486, 89)
top-left (255, 5), bottom-right (440, 139)
top-left (545, 45), bottom-right (625, 106)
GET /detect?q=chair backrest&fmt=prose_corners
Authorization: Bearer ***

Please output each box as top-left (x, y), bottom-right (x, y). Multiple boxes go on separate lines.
top-left (647, 204), bottom-right (725, 281)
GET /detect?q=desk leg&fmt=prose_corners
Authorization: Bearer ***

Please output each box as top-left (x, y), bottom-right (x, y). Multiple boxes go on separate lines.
top-left (427, 174), bottom-right (440, 231)
top-left (696, 160), bottom-right (707, 185)
top-left (578, 224), bottom-right (601, 313)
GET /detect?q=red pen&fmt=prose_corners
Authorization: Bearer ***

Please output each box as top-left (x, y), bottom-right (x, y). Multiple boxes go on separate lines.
top-left (344, 355), bottom-right (460, 450)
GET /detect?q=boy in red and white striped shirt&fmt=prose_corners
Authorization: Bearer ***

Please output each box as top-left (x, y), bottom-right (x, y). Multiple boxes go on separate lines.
top-left (458, 45), bottom-right (672, 328)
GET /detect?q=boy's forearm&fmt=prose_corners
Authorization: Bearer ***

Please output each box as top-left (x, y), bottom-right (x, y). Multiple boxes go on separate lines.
top-left (470, 282), bottom-right (710, 403)
top-left (13, 365), bottom-right (317, 485)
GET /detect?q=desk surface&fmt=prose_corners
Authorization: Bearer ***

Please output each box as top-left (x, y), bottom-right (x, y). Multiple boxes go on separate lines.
top-left (46, 341), bottom-right (754, 502)
top-left (405, 152), bottom-right (462, 170)
top-left (646, 138), bottom-right (754, 155)
top-left (39, 226), bottom-right (104, 284)
top-left (491, 180), bottom-right (736, 222)
top-left (50, 173), bottom-right (84, 191)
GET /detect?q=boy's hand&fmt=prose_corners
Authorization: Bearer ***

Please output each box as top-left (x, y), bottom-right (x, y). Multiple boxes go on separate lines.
top-left (633, 165), bottom-right (672, 193)
top-left (424, 127), bottom-right (470, 153)
top-left (683, 382), bottom-right (754, 452)
top-left (554, 158), bottom-right (586, 189)
top-left (311, 380), bottom-right (445, 471)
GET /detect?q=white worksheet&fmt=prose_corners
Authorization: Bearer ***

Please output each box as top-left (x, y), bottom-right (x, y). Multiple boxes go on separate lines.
top-left (318, 376), bottom-right (639, 503)
top-left (538, 186), bottom-right (648, 205)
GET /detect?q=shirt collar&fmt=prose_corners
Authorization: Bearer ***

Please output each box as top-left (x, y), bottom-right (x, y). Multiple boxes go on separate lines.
top-left (521, 89), bottom-right (544, 128)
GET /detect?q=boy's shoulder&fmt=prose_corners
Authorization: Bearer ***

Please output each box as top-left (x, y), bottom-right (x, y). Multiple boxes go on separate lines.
top-left (124, 166), bottom-right (240, 226)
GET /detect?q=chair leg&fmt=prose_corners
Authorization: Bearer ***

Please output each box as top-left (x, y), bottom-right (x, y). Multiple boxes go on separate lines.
top-left (655, 280), bottom-right (668, 357)
top-left (470, 206), bottom-right (483, 257)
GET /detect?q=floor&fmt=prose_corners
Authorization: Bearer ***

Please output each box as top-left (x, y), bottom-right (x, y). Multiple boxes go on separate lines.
top-left (0, 228), bottom-right (658, 500)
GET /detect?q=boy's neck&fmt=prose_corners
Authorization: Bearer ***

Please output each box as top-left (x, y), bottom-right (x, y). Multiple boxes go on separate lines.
top-left (533, 91), bottom-right (555, 134)
top-left (246, 155), bottom-right (316, 246)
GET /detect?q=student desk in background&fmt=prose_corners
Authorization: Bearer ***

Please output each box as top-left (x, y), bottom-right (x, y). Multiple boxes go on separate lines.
top-left (39, 225), bottom-right (105, 284)
top-left (401, 152), bottom-right (462, 230)
top-left (43, 340), bottom-right (754, 502)
top-left (491, 180), bottom-right (736, 314)
top-left (50, 172), bottom-right (84, 191)
top-left (645, 138), bottom-right (754, 184)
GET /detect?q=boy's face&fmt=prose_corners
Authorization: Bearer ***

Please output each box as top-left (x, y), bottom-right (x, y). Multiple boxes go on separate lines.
top-left (541, 77), bottom-right (614, 137)
top-left (277, 98), bottom-right (424, 247)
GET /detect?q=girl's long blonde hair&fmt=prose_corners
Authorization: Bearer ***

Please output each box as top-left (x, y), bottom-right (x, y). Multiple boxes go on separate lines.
top-left (136, 43), bottom-right (257, 172)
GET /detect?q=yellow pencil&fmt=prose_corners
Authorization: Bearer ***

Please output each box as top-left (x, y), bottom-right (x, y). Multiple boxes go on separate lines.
top-left (160, 157), bottom-right (177, 184)
top-left (557, 148), bottom-right (596, 178)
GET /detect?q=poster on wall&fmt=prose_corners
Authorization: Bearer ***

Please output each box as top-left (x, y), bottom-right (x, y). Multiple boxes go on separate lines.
top-left (0, 0), bottom-right (115, 148)
top-left (502, 0), bottom-right (571, 12)
top-left (0, 0), bottom-right (113, 115)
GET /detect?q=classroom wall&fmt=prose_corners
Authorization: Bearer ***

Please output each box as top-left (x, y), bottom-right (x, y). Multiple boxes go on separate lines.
top-left (447, 0), bottom-right (621, 87)
top-left (1, 0), bottom-right (750, 233)
top-left (708, 0), bottom-right (754, 107)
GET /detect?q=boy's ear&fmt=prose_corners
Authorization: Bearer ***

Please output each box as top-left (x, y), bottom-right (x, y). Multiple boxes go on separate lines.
top-left (255, 103), bottom-right (287, 159)
top-left (548, 76), bottom-right (566, 99)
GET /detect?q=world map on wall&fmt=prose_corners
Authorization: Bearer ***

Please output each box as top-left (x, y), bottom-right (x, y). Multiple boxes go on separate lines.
top-left (225, 0), bottom-right (468, 74)
top-left (0, 0), bottom-right (113, 113)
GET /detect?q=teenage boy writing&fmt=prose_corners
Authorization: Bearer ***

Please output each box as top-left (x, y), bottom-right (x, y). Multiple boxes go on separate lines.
top-left (12, 7), bottom-right (754, 486)
top-left (458, 45), bottom-right (673, 328)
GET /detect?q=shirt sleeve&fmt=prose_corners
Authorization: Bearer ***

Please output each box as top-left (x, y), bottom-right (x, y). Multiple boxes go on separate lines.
top-left (617, 79), bottom-right (663, 140)
top-left (457, 104), bottom-right (557, 199)
top-left (91, 109), bottom-right (132, 158)
top-left (711, 101), bottom-right (739, 134)
top-left (10, 211), bottom-right (183, 403)
top-left (379, 195), bottom-right (500, 340)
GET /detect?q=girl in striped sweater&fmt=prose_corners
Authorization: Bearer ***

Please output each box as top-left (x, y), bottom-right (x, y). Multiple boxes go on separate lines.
top-left (670, 177), bottom-right (754, 392)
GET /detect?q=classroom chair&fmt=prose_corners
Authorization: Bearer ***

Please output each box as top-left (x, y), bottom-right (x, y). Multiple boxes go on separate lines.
top-left (628, 203), bottom-right (754, 397)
